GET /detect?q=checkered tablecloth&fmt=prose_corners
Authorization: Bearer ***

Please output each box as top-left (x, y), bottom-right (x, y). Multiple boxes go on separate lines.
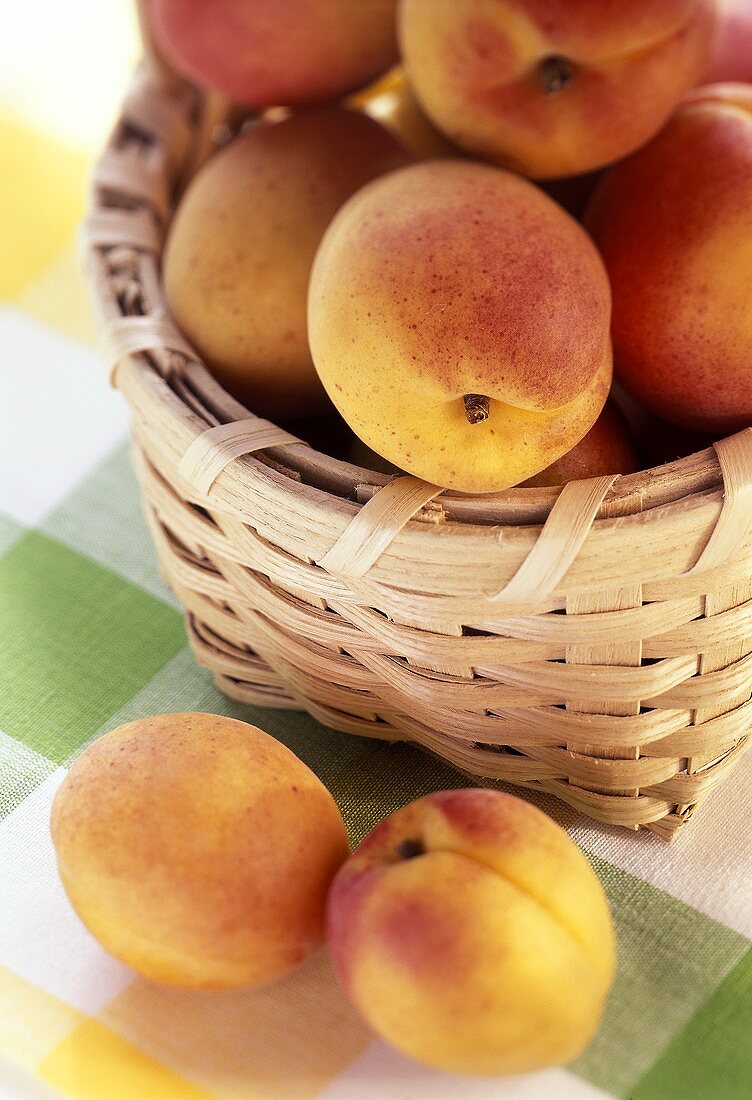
top-left (1, 5), bottom-right (751, 1098)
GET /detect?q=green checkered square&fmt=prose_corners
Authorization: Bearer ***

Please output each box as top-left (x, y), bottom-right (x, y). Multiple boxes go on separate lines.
top-left (632, 947), bottom-right (752, 1100)
top-left (41, 442), bottom-right (177, 609)
top-left (574, 859), bottom-right (749, 1096)
top-left (0, 531), bottom-right (185, 761)
top-left (0, 729), bottom-right (56, 820)
top-left (0, 513), bottom-right (23, 557)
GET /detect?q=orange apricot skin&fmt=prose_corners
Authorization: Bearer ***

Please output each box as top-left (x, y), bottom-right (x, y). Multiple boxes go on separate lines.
top-left (164, 109), bottom-right (411, 421)
top-left (51, 713), bottom-right (349, 989)
top-left (586, 84), bottom-right (752, 432)
top-left (524, 401), bottom-right (640, 486)
top-left (399, 0), bottom-right (717, 178)
top-left (149, 0), bottom-right (398, 107)
top-left (326, 790), bottom-right (615, 1075)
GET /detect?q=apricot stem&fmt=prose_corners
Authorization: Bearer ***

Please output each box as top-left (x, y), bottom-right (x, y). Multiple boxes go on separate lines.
top-left (396, 838), bottom-right (425, 860)
top-left (464, 393), bottom-right (491, 424)
top-left (540, 55), bottom-right (574, 95)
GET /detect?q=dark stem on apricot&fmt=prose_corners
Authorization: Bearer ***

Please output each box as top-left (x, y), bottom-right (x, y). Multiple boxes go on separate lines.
top-left (540, 55), bottom-right (574, 95)
top-left (464, 393), bottom-right (491, 425)
top-left (396, 838), bottom-right (425, 860)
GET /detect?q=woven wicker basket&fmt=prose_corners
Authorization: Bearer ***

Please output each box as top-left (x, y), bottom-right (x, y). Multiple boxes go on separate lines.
top-left (85, 39), bottom-right (752, 838)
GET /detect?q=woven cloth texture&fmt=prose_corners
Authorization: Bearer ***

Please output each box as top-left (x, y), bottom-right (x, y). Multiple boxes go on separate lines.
top-left (1, 4), bottom-right (752, 1098)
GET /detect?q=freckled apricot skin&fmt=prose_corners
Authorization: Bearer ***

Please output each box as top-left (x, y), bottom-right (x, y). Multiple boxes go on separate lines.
top-left (163, 109), bottom-right (411, 421)
top-left (50, 713), bottom-right (349, 989)
top-left (399, 0), bottom-right (716, 178)
top-left (308, 159), bottom-right (612, 492)
top-left (586, 85), bottom-right (752, 432)
top-left (523, 400), bottom-right (640, 486)
top-left (150, 0), bottom-right (399, 108)
top-left (327, 790), bottom-right (616, 1076)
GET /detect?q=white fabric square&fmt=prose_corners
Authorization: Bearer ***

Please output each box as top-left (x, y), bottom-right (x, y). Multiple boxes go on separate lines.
top-left (0, 729), bottom-right (57, 820)
top-left (318, 1041), bottom-right (611, 1099)
top-left (0, 770), bottom-right (133, 1013)
top-left (0, 309), bottom-right (128, 525)
top-left (0, 1058), bottom-right (63, 1100)
top-left (570, 746), bottom-right (752, 938)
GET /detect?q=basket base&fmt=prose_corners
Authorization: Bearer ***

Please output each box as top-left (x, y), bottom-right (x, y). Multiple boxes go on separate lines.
top-left (184, 611), bottom-right (695, 840)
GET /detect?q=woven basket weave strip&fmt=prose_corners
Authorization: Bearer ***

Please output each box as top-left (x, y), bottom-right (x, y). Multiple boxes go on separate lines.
top-left (84, 63), bottom-right (752, 837)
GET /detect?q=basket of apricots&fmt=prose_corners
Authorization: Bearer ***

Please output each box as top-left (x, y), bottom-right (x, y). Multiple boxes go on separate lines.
top-left (85, 0), bottom-right (752, 840)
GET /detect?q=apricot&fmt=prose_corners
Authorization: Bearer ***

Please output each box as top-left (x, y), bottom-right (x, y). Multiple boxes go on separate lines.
top-left (51, 713), bottom-right (349, 989)
top-left (149, 0), bottom-right (398, 107)
top-left (399, 0), bottom-right (717, 178)
top-left (585, 84), bottom-right (752, 432)
top-left (327, 789), bottom-right (616, 1075)
top-left (523, 400), bottom-right (640, 486)
top-left (705, 1), bottom-right (752, 84)
top-left (362, 71), bottom-right (461, 160)
top-left (308, 160), bottom-right (612, 493)
top-left (164, 109), bottom-right (410, 420)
